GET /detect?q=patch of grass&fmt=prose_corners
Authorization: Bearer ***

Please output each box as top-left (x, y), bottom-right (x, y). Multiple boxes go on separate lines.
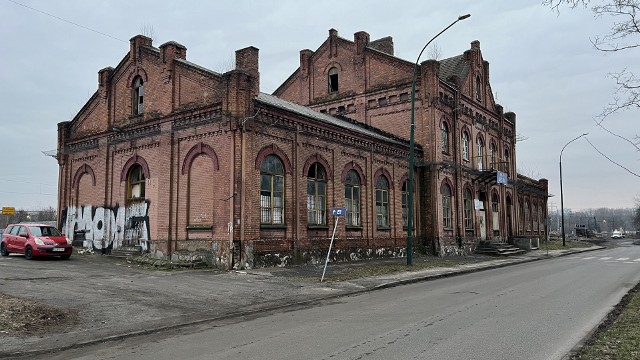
top-left (539, 240), bottom-right (592, 251)
top-left (0, 293), bottom-right (78, 336)
top-left (318, 258), bottom-right (482, 282)
top-left (572, 283), bottom-right (640, 359)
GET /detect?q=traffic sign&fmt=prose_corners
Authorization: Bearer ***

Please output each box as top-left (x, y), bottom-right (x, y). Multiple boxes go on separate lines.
top-left (331, 207), bottom-right (347, 217)
top-left (2, 207), bottom-right (15, 215)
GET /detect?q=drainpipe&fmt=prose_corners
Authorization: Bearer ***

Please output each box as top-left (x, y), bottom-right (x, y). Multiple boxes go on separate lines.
top-left (453, 91), bottom-right (462, 248)
top-left (168, 129), bottom-right (174, 257)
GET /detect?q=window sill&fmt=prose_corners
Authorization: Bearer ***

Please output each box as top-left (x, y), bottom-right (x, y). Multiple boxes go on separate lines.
top-left (376, 226), bottom-right (391, 231)
top-left (308, 225), bottom-right (329, 230)
top-left (346, 225), bottom-right (363, 230)
top-left (186, 225), bottom-right (212, 231)
top-left (260, 224), bottom-right (287, 230)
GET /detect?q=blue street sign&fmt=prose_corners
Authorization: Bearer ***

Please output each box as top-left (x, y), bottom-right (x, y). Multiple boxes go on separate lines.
top-left (497, 171), bottom-right (508, 185)
top-left (331, 207), bottom-right (347, 217)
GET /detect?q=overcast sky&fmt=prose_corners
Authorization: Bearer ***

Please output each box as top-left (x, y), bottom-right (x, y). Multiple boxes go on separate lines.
top-left (1, 0), bottom-right (638, 212)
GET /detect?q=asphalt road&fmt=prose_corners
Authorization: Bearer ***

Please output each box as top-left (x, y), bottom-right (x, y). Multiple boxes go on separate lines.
top-left (36, 241), bottom-right (640, 360)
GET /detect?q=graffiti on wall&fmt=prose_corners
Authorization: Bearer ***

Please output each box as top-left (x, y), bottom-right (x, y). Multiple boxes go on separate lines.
top-left (61, 201), bottom-right (150, 251)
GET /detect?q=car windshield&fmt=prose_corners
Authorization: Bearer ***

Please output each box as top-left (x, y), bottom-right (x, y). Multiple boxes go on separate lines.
top-left (28, 226), bottom-right (62, 237)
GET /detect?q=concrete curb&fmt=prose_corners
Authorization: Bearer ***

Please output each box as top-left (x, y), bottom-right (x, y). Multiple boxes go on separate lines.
top-left (0, 246), bottom-right (605, 359)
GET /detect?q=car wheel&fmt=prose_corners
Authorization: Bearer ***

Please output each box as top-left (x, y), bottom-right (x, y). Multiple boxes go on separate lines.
top-left (24, 246), bottom-right (33, 260)
top-left (0, 243), bottom-right (8, 256)
top-left (60, 255), bottom-right (71, 260)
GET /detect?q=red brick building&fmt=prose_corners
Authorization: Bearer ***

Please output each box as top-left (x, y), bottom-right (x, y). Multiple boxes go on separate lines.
top-left (273, 29), bottom-right (548, 255)
top-left (57, 31), bottom-right (547, 268)
top-left (57, 35), bottom-right (420, 268)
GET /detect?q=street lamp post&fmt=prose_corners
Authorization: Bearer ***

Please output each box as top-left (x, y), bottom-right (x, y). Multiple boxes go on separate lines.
top-left (407, 14), bottom-right (470, 265)
top-left (560, 133), bottom-right (588, 246)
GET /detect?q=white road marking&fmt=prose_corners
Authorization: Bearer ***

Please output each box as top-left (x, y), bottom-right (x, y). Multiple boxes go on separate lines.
top-left (624, 262), bottom-right (635, 264)
top-left (634, 258), bottom-right (640, 262)
top-left (616, 258), bottom-right (630, 261)
top-left (582, 257), bottom-right (595, 260)
top-left (599, 257), bottom-right (612, 260)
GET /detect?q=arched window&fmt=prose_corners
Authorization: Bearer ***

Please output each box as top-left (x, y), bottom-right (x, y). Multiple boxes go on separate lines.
top-left (132, 76), bottom-right (144, 115)
top-left (476, 75), bottom-right (482, 101)
top-left (401, 180), bottom-right (409, 227)
top-left (463, 188), bottom-right (473, 230)
top-left (307, 163), bottom-right (327, 226)
top-left (440, 121), bottom-right (450, 153)
top-left (260, 155), bottom-right (285, 225)
top-left (490, 143), bottom-right (496, 169)
top-left (504, 148), bottom-right (511, 173)
top-left (328, 67), bottom-right (339, 93)
top-left (344, 170), bottom-right (360, 226)
top-left (462, 132), bottom-right (470, 161)
top-left (477, 137), bottom-right (484, 170)
top-left (442, 184), bottom-right (452, 229)
top-left (375, 176), bottom-right (389, 228)
top-left (127, 164), bottom-right (145, 201)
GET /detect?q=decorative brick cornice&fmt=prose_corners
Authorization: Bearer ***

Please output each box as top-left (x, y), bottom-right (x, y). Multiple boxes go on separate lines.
top-left (65, 139), bottom-right (99, 154)
top-left (108, 124), bottom-right (161, 145)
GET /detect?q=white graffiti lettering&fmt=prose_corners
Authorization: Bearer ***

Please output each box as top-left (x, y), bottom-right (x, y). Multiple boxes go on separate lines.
top-left (62, 203), bottom-right (150, 251)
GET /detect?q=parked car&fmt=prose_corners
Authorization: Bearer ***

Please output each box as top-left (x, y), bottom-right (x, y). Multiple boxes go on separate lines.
top-left (611, 231), bottom-right (624, 239)
top-left (0, 223), bottom-right (72, 260)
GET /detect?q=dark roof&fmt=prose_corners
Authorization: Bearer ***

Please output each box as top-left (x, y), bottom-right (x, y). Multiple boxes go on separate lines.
top-left (438, 54), bottom-right (470, 85)
top-left (256, 93), bottom-right (409, 147)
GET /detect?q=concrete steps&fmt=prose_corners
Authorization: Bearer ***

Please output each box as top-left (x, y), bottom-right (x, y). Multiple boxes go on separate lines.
top-left (475, 241), bottom-right (526, 256)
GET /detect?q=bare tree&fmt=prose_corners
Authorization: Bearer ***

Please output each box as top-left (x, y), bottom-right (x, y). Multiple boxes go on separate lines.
top-left (140, 24), bottom-right (155, 40)
top-left (426, 41), bottom-right (443, 60)
top-left (544, 1), bottom-right (640, 122)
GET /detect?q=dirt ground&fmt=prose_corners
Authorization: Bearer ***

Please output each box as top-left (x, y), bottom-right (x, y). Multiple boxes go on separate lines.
top-left (0, 293), bottom-right (78, 336)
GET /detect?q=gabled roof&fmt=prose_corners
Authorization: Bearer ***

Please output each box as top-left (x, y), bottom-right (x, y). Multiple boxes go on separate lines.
top-left (256, 93), bottom-right (410, 147)
top-left (438, 54), bottom-right (471, 85)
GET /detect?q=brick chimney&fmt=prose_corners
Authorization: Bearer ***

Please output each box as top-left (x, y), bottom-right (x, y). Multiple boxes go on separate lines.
top-left (98, 67), bottom-right (113, 100)
top-left (369, 36), bottom-right (394, 55)
top-left (354, 31), bottom-right (370, 56)
top-left (300, 49), bottom-right (314, 76)
top-left (129, 35), bottom-right (152, 62)
top-left (159, 41), bottom-right (187, 63)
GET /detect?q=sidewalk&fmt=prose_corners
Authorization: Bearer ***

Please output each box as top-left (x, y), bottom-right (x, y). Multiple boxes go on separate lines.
top-left (0, 245), bottom-right (604, 358)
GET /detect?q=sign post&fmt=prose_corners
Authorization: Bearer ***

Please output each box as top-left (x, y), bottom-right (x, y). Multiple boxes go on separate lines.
top-left (321, 207), bottom-right (346, 282)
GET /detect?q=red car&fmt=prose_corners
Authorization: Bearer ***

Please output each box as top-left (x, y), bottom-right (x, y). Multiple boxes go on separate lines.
top-left (1, 223), bottom-right (72, 260)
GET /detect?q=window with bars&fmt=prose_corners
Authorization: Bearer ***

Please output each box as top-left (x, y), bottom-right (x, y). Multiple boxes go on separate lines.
top-left (306, 163), bottom-right (327, 226)
top-left (132, 76), bottom-right (144, 115)
top-left (477, 137), bottom-right (484, 170)
top-left (344, 170), bottom-right (360, 226)
top-left (375, 176), bottom-right (389, 228)
top-left (441, 122), bottom-right (450, 153)
top-left (260, 155), bottom-right (284, 225)
top-left (442, 184), bottom-right (452, 229)
top-left (462, 132), bottom-right (470, 161)
top-left (490, 143), bottom-right (496, 169)
top-left (464, 189), bottom-right (473, 230)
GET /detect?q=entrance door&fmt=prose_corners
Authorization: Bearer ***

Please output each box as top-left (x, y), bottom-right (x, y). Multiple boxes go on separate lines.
top-left (478, 211), bottom-right (487, 240)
